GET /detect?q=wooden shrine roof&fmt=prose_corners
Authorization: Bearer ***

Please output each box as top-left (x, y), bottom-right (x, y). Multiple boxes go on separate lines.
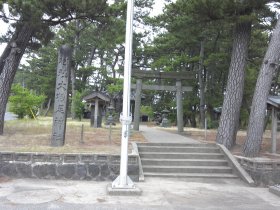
top-left (267, 96), bottom-right (280, 109)
top-left (83, 91), bottom-right (110, 102)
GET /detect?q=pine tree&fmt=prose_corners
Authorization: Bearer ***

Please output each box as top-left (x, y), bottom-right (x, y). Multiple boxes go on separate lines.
top-left (0, 0), bottom-right (110, 134)
top-left (244, 17), bottom-right (280, 157)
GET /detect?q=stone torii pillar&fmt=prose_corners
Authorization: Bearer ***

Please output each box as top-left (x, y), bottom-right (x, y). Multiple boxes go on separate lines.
top-left (176, 80), bottom-right (184, 132)
top-left (133, 79), bottom-right (142, 131)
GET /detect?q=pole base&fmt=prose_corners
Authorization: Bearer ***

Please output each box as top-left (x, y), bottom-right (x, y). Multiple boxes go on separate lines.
top-left (111, 175), bottom-right (134, 188)
top-left (107, 175), bottom-right (142, 196)
top-left (107, 184), bottom-right (142, 196)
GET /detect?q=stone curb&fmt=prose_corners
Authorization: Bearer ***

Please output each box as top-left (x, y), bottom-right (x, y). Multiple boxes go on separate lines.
top-left (269, 185), bottom-right (280, 197)
top-left (217, 144), bottom-right (255, 186)
top-left (131, 142), bottom-right (144, 182)
top-left (235, 155), bottom-right (280, 186)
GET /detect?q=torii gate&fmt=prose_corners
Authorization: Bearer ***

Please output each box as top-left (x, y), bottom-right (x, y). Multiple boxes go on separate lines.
top-left (131, 70), bottom-right (194, 133)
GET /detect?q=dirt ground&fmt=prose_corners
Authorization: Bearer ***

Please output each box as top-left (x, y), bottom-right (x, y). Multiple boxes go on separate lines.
top-left (1, 118), bottom-right (279, 158)
top-left (0, 117), bottom-right (146, 154)
top-left (162, 126), bottom-right (280, 159)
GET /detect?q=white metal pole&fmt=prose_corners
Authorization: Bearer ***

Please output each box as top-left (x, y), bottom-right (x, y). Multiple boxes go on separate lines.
top-left (112, 0), bottom-right (134, 188)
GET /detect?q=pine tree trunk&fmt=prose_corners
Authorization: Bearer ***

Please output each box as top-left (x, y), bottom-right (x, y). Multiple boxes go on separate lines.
top-left (44, 98), bottom-right (52, 116)
top-left (70, 65), bottom-right (76, 119)
top-left (243, 18), bottom-right (280, 157)
top-left (81, 47), bottom-right (96, 85)
top-left (216, 21), bottom-right (251, 149)
top-left (0, 24), bottom-right (34, 134)
top-left (71, 20), bottom-right (80, 119)
top-left (86, 47), bottom-right (96, 67)
top-left (198, 40), bottom-right (206, 129)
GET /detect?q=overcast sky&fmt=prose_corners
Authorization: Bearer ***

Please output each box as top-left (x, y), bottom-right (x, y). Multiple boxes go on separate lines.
top-left (0, 1), bottom-right (166, 55)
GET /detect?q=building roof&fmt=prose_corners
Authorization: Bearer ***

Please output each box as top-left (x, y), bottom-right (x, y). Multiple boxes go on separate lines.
top-left (267, 95), bottom-right (280, 108)
top-left (83, 91), bottom-right (110, 103)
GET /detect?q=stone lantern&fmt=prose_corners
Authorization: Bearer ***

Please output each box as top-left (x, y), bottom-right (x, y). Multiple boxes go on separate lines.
top-left (107, 106), bottom-right (115, 125)
top-left (161, 109), bottom-right (170, 127)
top-left (153, 111), bottom-right (161, 125)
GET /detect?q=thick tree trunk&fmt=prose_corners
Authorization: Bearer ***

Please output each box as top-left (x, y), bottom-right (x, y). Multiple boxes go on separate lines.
top-left (111, 50), bottom-right (120, 80)
top-left (81, 47), bottom-right (96, 85)
top-left (44, 98), bottom-right (52, 116)
top-left (0, 24), bottom-right (34, 134)
top-left (243, 18), bottom-right (280, 157)
top-left (70, 66), bottom-right (76, 119)
top-left (71, 20), bottom-right (81, 119)
top-left (87, 47), bottom-right (96, 67)
top-left (216, 21), bottom-right (251, 149)
top-left (198, 40), bottom-right (206, 129)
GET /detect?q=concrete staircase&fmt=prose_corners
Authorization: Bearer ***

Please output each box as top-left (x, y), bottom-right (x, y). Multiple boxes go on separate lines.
top-left (137, 143), bottom-right (239, 178)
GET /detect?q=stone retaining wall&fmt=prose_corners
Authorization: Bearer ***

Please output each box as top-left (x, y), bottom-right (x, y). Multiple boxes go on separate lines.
top-left (236, 156), bottom-right (280, 186)
top-left (0, 152), bottom-right (139, 181)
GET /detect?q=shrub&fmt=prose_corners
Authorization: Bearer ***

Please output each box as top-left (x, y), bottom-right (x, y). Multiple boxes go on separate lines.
top-left (9, 84), bottom-right (45, 119)
top-left (140, 106), bottom-right (153, 121)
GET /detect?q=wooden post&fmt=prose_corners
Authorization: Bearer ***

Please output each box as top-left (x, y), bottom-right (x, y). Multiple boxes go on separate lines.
top-left (80, 124), bottom-right (84, 144)
top-left (90, 104), bottom-right (94, 127)
top-left (94, 98), bottom-right (99, 128)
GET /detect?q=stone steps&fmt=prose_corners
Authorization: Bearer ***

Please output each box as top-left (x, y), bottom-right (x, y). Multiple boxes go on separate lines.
top-left (141, 158), bottom-right (228, 166)
top-left (138, 143), bottom-right (216, 147)
top-left (143, 165), bottom-right (233, 173)
top-left (140, 152), bottom-right (224, 159)
top-left (143, 172), bottom-right (239, 178)
top-left (137, 143), bottom-right (239, 179)
top-left (138, 146), bottom-right (220, 153)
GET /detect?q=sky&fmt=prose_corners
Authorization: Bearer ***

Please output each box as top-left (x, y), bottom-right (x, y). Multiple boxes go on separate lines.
top-left (0, 1), bottom-right (166, 55)
top-left (0, 3), bottom-right (9, 54)
top-left (150, 0), bottom-right (165, 16)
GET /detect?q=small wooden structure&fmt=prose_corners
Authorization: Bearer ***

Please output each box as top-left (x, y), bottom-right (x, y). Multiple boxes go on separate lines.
top-left (267, 96), bottom-right (280, 153)
top-left (83, 91), bottom-right (110, 128)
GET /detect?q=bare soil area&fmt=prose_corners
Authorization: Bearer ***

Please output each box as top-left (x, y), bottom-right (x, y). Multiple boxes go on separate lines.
top-left (1, 118), bottom-right (279, 158)
top-left (161, 126), bottom-right (280, 158)
top-left (0, 117), bottom-right (146, 154)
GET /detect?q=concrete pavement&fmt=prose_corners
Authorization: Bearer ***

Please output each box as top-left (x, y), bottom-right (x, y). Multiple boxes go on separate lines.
top-left (0, 177), bottom-right (280, 209)
top-left (139, 125), bottom-right (199, 144)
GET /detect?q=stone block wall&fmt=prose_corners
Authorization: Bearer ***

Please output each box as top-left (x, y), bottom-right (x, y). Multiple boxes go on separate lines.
top-left (0, 152), bottom-right (139, 181)
top-left (236, 156), bottom-right (280, 186)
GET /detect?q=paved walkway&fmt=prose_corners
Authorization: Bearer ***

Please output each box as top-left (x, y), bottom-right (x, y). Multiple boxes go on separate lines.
top-left (139, 125), bottom-right (199, 144)
top-left (0, 177), bottom-right (279, 209)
